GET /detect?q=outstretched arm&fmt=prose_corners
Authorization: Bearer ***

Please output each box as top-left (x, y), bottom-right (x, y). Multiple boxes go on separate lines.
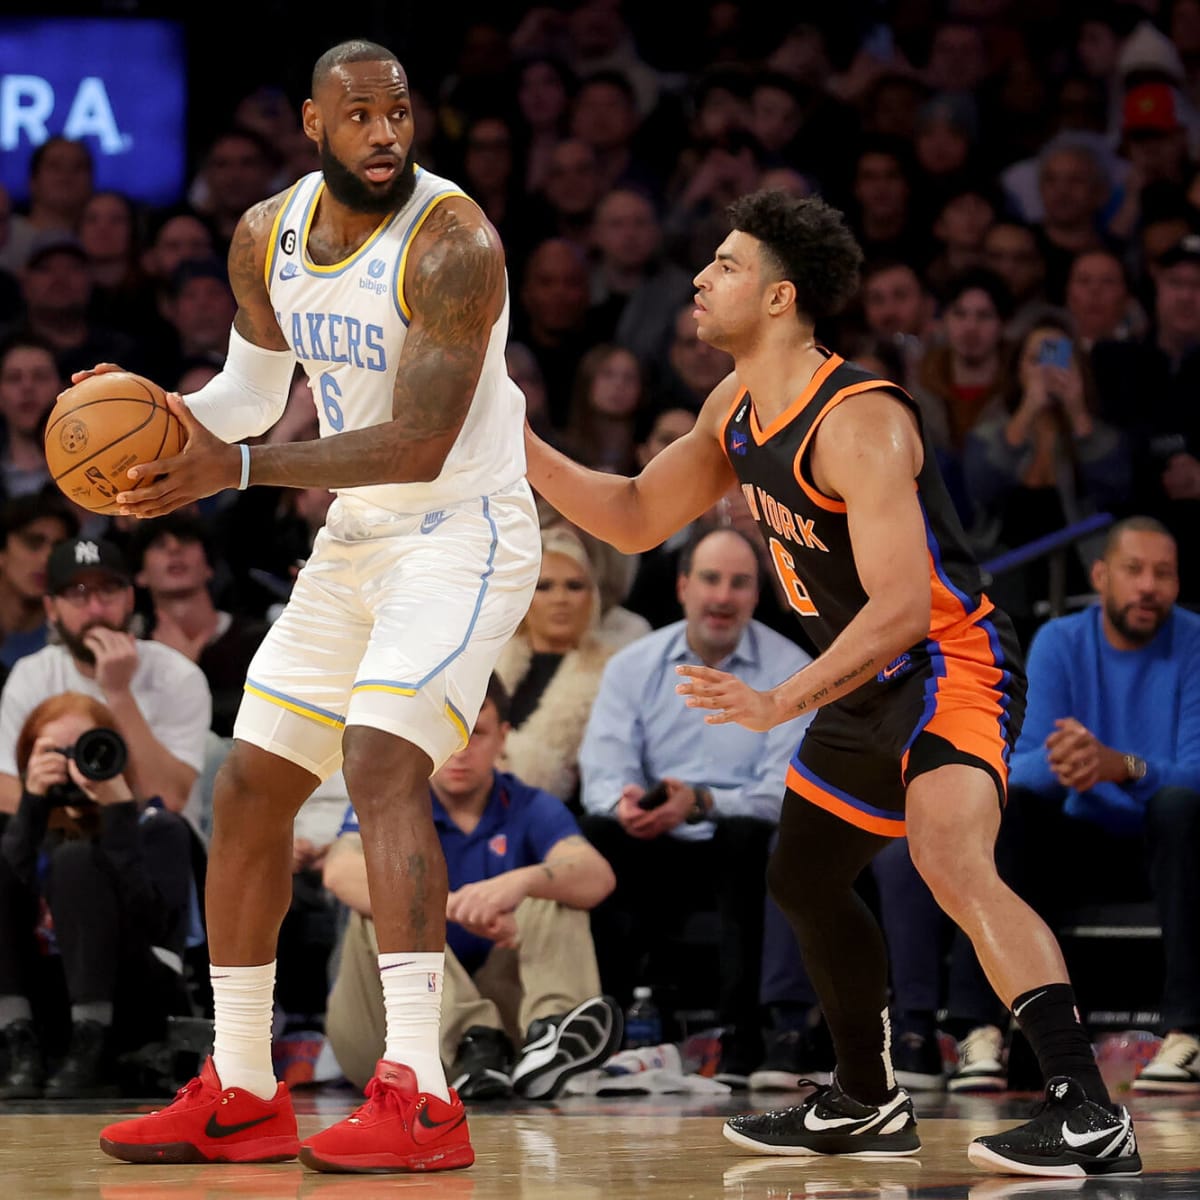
top-left (526, 375), bottom-right (740, 553)
top-left (680, 391), bottom-right (932, 727)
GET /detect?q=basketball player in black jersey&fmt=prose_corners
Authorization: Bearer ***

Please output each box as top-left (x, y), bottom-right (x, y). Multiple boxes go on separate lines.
top-left (524, 192), bottom-right (1141, 1178)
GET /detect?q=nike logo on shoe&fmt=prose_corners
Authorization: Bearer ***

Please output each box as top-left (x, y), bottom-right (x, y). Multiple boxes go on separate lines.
top-left (204, 1112), bottom-right (275, 1139)
top-left (1061, 1113), bottom-right (1131, 1152)
top-left (412, 1104), bottom-right (465, 1145)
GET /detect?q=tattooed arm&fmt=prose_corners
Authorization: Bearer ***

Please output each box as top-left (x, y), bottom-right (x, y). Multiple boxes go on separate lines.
top-left (247, 198), bottom-right (505, 488)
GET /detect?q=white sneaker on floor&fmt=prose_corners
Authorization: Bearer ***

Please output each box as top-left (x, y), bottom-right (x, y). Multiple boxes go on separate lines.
top-left (1132, 1031), bottom-right (1200, 1092)
top-left (949, 1024), bottom-right (1006, 1093)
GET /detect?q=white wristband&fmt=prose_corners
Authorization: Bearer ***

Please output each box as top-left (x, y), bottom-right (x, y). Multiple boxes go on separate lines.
top-left (237, 444), bottom-right (251, 490)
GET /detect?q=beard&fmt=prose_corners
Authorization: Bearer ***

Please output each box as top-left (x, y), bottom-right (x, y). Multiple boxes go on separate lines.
top-left (319, 132), bottom-right (418, 214)
top-left (1105, 598), bottom-right (1167, 646)
top-left (54, 617), bottom-right (131, 666)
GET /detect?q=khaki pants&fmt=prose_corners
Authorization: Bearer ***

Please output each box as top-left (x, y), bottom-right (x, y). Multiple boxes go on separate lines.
top-left (326, 898), bottom-right (603, 1091)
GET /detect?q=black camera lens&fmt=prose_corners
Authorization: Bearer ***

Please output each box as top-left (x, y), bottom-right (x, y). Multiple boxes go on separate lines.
top-left (72, 727), bottom-right (127, 782)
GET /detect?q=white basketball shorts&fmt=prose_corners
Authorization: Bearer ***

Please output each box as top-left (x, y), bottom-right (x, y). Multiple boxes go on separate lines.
top-left (233, 481), bottom-right (540, 779)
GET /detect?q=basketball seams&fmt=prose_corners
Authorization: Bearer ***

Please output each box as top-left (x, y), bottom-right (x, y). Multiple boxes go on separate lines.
top-left (46, 399), bottom-right (163, 483)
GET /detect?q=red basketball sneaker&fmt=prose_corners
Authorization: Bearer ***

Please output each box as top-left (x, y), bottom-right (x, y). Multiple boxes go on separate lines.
top-left (300, 1060), bottom-right (474, 1174)
top-left (99, 1057), bottom-right (300, 1164)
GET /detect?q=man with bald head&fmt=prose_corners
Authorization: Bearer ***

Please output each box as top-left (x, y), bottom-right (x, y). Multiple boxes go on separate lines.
top-left (578, 525), bottom-right (815, 1086)
top-left (94, 38), bottom-right (541, 1173)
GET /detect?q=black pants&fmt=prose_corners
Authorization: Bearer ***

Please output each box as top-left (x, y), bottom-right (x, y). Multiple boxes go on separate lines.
top-left (950, 785), bottom-right (1200, 1032)
top-left (0, 835), bottom-right (192, 1052)
top-left (276, 867), bottom-right (340, 1024)
top-left (581, 815), bottom-right (773, 1034)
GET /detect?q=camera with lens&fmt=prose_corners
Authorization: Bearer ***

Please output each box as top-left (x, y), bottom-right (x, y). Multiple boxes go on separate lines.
top-left (45, 727), bottom-right (128, 807)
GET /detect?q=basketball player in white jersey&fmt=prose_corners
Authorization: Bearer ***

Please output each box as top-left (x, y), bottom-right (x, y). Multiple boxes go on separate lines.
top-left (79, 41), bottom-right (545, 1174)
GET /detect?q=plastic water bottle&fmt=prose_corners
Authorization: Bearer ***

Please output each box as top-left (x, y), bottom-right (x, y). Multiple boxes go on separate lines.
top-left (624, 986), bottom-right (662, 1049)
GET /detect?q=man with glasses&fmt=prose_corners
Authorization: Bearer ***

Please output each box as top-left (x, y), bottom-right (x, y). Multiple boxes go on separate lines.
top-left (0, 537), bottom-right (210, 824)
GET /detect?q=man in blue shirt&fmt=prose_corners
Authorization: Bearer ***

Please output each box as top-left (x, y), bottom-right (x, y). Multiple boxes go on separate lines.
top-left (322, 675), bottom-right (620, 1103)
top-left (952, 516), bottom-right (1200, 1092)
top-left (579, 526), bottom-right (815, 1086)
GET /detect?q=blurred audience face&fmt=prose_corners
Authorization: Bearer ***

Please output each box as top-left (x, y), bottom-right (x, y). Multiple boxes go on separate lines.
top-left (44, 570), bottom-right (134, 665)
top-left (463, 117), bottom-right (513, 197)
top-left (925, 22), bottom-right (989, 93)
top-left (750, 83), bottom-right (802, 154)
top-left (571, 79), bottom-right (638, 152)
top-left (944, 286), bottom-right (1003, 366)
top-left (916, 117), bottom-right (970, 177)
top-left (28, 137), bottom-right (92, 221)
top-left (592, 188), bottom-right (659, 272)
top-left (169, 273), bottom-right (236, 357)
top-left (137, 531), bottom-right (212, 600)
top-left (0, 514), bottom-right (73, 602)
top-left (1153, 259), bottom-right (1200, 343)
top-left (1077, 19), bottom-right (1122, 79)
top-left (144, 214), bottom-right (215, 285)
top-left (432, 698), bottom-right (506, 802)
top-left (636, 408), bottom-right (695, 467)
top-left (983, 223), bottom-right (1045, 302)
top-left (1038, 147), bottom-right (1106, 229)
top-left (0, 342), bottom-right (60, 441)
top-left (79, 191), bottom-right (136, 268)
top-left (518, 59), bottom-right (570, 132)
top-left (22, 247), bottom-right (91, 323)
top-left (526, 551), bottom-right (594, 652)
top-left (677, 529), bottom-right (759, 662)
top-left (1092, 527), bottom-right (1178, 646)
top-left (1066, 251), bottom-right (1129, 343)
top-left (862, 265), bottom-right (929, 338)
top-left (200, 131), bottom-right (277, 226)
top-left (935, 191), bottom-right (995, 254)
top-left (757, 167), bottom-right (810, 197)
top-left (670, 304), bottom-right (733, 395)
top-left (506, 342), bottom-right (549, 427)
top-left (543, 138), bottom-right (602, 217)
top-left (521, 240), bottom-right (590, 336)
top-left (587, 346), bottom-right (642, 417)
top-left (854, 151), bottom-right (910, 225)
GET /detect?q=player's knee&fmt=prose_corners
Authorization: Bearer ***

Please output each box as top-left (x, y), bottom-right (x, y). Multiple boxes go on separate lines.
top-left (341, 728), bottom-right (432, 819)
top-left (211, 743), bottom-right (308, 832)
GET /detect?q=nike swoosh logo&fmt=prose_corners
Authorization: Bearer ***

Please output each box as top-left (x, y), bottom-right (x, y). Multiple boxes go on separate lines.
top-left (413, 1105), bottom-right (465, 1144)
top-left (1013, 989), bottom-right (1048, 1018)
top-left (803, 1109), bottom-right (869, 1131)
top-left (1061, 1118), bottom-right (1128, 1151)
top-left (204, 1112), bottom-right (274, 1139)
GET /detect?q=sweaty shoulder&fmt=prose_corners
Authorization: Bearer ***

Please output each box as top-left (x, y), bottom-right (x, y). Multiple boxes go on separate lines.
top-left (811, 387), bottom-right (923, 497)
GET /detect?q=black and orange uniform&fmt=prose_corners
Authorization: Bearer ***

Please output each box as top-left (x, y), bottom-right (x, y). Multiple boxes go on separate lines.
top-left (719, 349), bottom-right (1026, 836)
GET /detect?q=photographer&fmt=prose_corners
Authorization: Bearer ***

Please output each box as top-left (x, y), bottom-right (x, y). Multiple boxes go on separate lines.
top-left (0, 692), bottom-right (193, 1098)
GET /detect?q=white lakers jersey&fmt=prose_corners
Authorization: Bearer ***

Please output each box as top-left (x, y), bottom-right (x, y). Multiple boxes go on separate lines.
top-left (264, 166), bottom-right (525, 513)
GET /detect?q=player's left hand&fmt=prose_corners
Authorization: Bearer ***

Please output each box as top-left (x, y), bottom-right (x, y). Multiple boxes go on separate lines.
top-left (116, 395), bottom-right (242, 518)
top-left (675, 664), bottom-right (781, 732)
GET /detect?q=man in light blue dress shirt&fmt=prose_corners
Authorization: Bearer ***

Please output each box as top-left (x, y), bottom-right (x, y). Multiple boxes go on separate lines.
top-left (578, 527), bottom-right (814, 1084)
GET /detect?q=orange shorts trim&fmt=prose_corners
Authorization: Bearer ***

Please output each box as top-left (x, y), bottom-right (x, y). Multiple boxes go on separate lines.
top-left (786, 762), bottom-right (907, 839)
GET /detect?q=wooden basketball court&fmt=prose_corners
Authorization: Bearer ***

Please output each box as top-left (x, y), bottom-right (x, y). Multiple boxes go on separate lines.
top-left (2, 1089), bottom-right (1198, 1198)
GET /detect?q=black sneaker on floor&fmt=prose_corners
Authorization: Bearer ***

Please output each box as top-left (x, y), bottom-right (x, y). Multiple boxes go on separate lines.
top-left (968, 1076), bottom-right (1142, 1178)
top-left (892, 1029), bottom-right (945, 1091)
top-left (715, 1028), bottom-right (763, 1090)
top-left (448, 1025), bottom-right (514, 1101)
top-left (510, 995), bottom-right (623, 1100)
top-left (748, 1028), bottom-right (834, 1091)
top-left (44, 1019), bottom-right (117, 1099)
top-left (0, 1019), bottom-right (43, 1100)
top-left (723, 1076), bottom-right (920, 1157)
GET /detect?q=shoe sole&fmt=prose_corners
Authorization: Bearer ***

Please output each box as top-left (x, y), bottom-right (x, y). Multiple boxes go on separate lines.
top-left (99, 1135), bottom-right (300, 1164)
top-left (893, 1069), bottom-right (945, 1091)
top-left (723, 1121), bottom-right (921, 1158)
top-left (299, 1143), bottom-right (475, 1173)
top-left (512, 997), bottom-right (623, 1101)
top-left (948, 1075), bottom-right (1007, 1093)
top-left (748, 1070), bottom-right (831, 1091)
top-left (967, 1141), bottom-right (1143, 1177)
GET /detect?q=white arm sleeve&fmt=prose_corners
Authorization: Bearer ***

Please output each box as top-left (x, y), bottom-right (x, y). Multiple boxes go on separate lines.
top-left (183, 327), bottom-right (297, 443)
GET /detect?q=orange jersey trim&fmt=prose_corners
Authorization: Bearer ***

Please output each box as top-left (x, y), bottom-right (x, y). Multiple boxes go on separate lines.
top-left (749, 353), bottom-right (843, 446)
top-left (786, 763), bottom-right (907, 838)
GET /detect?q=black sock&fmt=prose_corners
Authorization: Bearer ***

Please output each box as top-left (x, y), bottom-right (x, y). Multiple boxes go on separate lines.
top-left (1012, 983), bottom-right (1109, 1105)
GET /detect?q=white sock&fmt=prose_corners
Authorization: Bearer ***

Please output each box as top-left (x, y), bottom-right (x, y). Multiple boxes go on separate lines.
top-left (379, 951), bottom-right (448, 1101)
top-left (211, 961), bottom-right (278, 1100)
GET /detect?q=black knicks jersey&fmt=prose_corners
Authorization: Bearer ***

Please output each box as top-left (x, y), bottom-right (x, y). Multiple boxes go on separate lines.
top-left (718, 349), bottom-right (1024, 714)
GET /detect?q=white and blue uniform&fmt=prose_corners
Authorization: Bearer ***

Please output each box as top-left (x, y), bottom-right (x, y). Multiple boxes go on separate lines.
top-left (234, 167), bottom-right (540, 778)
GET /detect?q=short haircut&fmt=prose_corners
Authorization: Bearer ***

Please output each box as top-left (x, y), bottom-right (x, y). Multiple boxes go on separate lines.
top-left (1102, 515), bottom-right (1174, 557)
top-left (940, 266), bottom-right (1014, 321)
top-left (678, 524), bottom-right (762, 583)
top-left (312, 40), bottom-right (400, 93)
top-left (726, 191), bottom-right (864, 322)
top-left (130, 512), bottom-right (215, 570)
top-left (0, 488), bottom-right (78, 546)
top-left (577, 69), bottom-right (638, 108)
top-left (482, 672), bottom-right (511, 724)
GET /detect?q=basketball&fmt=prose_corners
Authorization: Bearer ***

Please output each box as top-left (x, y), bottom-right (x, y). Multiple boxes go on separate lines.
top-left (43, 372), bottom-right (186, 514)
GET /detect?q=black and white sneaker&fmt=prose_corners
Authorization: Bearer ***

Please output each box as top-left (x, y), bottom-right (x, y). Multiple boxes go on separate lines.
top-left (723, 1076), bottom-right (920, 1157)
top-left (968, 1076), bottom-right (1142, 1177)
top-left (448, 1025), bottom-right (514, 1101)
top-left (1132, 1031), bottom-right (1200, 1093)
top-left (510, 995), bottom-right (623, 1100)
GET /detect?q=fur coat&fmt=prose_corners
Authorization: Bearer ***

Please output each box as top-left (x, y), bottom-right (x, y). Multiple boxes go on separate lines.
top-left (493, 631), bottom-right (616, 801)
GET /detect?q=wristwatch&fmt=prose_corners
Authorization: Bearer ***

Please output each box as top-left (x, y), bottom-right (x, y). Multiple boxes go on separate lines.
top-left (1122, 753), bottom-right (1147, 783)
top-left (686, 785), bottom-right (713, 823)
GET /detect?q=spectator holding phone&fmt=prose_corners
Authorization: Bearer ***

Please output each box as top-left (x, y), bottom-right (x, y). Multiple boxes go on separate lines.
top-left (963, 317), bottom-right (1131, 625)
top-left (578, 527), bottom-right (814, 1086)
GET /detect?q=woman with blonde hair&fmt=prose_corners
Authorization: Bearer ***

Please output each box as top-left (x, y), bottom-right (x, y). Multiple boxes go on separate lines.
top-left (493, 526), bottom-right (617, 802)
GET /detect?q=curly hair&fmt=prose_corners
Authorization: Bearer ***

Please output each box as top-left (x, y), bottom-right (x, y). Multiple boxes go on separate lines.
top-left (725, 191), bottom-right (864, 323)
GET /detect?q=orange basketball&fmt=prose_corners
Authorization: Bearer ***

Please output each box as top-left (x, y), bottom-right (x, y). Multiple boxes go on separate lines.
top-left (43, 372), bottom-right (186, 513)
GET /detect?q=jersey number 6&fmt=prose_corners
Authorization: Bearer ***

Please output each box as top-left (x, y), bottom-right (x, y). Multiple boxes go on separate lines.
top-left (317, 372), bottom-right (345, 432)
top-left (768, 537), bottom-right (819, 617)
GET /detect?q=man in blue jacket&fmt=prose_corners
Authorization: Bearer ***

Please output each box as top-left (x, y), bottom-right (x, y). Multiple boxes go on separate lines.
top-left (955, 516), bottom-right (1200, 1092)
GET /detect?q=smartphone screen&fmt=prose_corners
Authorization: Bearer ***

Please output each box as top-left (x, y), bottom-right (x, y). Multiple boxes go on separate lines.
top-left (1036, 336), bottom-right (1072, 371)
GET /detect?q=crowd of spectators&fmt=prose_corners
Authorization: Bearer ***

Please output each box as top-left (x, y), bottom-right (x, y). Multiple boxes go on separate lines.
top-left (0, 1), bottom-right (1197, 1101)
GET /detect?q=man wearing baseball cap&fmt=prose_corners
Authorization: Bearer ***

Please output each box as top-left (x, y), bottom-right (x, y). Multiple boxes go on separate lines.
top-left (1121, 82), bottom-right (1190, 187)
top-left (0, 536), bottom-right (211, 825)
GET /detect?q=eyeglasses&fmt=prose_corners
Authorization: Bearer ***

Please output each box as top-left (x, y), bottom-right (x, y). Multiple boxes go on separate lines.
top-left (54, 581), bottom-right (127, 605)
